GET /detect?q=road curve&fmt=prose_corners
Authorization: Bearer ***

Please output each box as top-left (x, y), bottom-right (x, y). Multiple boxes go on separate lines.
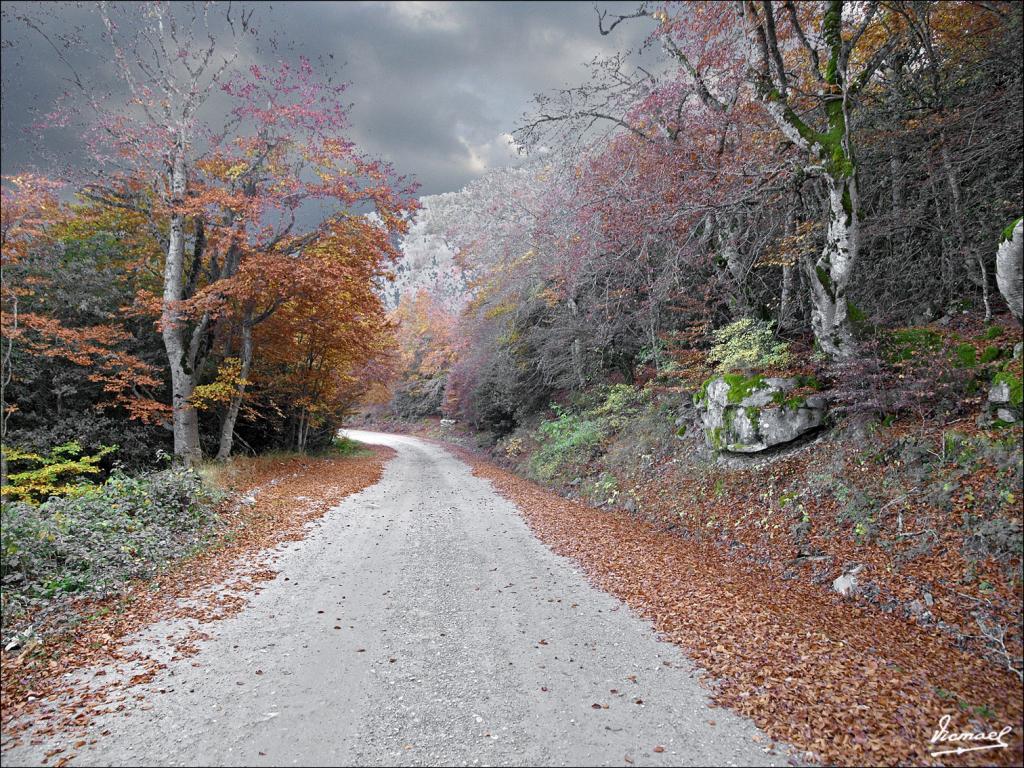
top-left (4, 431), bottom-right (787, 767)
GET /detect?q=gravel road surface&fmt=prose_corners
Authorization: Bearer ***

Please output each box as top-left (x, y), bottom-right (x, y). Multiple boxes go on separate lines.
top-left (4, 431), bottom-right (788, 767)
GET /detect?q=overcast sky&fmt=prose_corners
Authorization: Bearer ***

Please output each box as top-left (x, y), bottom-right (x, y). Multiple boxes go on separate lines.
top-left (1, 1), bottom-right (653, 197)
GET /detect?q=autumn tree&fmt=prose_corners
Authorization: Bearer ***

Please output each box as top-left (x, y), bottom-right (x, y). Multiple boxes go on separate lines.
top-left (17, 2), bottom-right (416, 462)
top-left (570, 2), bottom-right (905, 358)
top-left (239, 216), bottom-right (400, 451)
top-left (1, 176), bottom-right (166, 485)
top-left (389, 288), bottom-right (459, 419)
top-left (190, 58), bottom-right (415, 459)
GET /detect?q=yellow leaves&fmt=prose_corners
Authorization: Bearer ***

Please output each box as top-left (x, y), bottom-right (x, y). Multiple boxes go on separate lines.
top-left (390, 289), bottom-right (458, 380)
top-left (189, 358), bottom-right (247, 411)
top-left (225, 162), bottom-right (249, 180)
top-left (536, 286), bottom-right (563, 309)
top-left (2, 175), bottom-right (63, 267)
top-left (484, 300), bottom-right (516, 319)
top-left (1, 442), bottom-right (115, 504)
top-left (505, 248), bottom-right (537, 272)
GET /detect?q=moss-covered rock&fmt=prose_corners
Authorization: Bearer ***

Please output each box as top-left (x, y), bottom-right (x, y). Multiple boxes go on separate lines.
top-left (993, 370), bottom-right (1023, 408)
top-left (695, 375), bottom-right (828, 453)
top-left (989, 368), bottom-right (1023, 424)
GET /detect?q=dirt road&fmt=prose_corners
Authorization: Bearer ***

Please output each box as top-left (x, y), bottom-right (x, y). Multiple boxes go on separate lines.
top-left (4, 432), bottom-right (785, 767)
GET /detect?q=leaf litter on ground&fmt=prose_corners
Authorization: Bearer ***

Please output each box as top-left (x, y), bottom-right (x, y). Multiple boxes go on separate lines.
top-left (458, 449), bottom-right (1023, 767)
top-left (0, 446), bottom-right (393, 760)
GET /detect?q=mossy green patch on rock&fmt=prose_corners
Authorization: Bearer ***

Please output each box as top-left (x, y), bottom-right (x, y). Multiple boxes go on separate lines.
top-left (696, 373), bottom-right (770, 406)
top-left (696, 373), bottom-right (829, 453)
top-left (846, 299), bottom-right (868, 331)
top-left (745, 406), bottom-right (761, 432)
top-left (1001, 216), bottom-right (1022, 242)
top-left (993, 370), bottom-right (1023, 408)
top-left (693, 378), bottom-right (712, 406)
top-left (722, 373), bottom-right (766, 404)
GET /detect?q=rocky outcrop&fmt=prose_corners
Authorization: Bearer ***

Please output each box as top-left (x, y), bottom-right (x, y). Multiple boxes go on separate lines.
top-left (988, 370), bottom-right (1022, 424)
top-left (695, 374), bottom-right (827, 453)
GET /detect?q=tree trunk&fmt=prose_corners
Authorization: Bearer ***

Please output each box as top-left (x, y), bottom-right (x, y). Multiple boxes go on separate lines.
top-left (805, 172), bottom-right (858, 359)
top-left (940, 139), bottom-right (990, 318)
top-left (996, 218), bottom-right (1023, 324)
top-left (778, 204), bottom-right (797, 330)
top-left (162, 137), bottom-right (202, 465)
top-left (717, 213), bottom-right (750, 315)
top-left (745, 1), bottom-right (858, 359)
top-left (296, 408), bottom-right (309, 453)
top-left (801, 2), bottom-right (860, 361)
top-left (779, 261), bottom-right (796, 330)
top-left (567, 296), bottom-right (586, 389)
top-left (0, 294), bottom-right (16, 489)
top-left (216, 317), bottom-right (254, 461)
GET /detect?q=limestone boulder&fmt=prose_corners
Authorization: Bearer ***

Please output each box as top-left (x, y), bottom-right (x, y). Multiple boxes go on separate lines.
top-left (695, 374), bottom-right (827, 453)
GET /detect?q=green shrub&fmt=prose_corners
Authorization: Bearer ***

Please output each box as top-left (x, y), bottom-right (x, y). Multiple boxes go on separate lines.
top-left (584, 472), bottom-right (620, 506)
top-left (592, 384), bottom-right (646, 429)
top-left (984, 326), bottom-right (1004, 341)
top-left (529, 406), bottom-right (604, 482)
top-left (979, 345), bottom-right (1001, 365)
top-left (331, 436), bottom-right (371, 457)
top-left (708, 318), bottom-right (790, 373)
top-left (1, 466), bottom-right (221, 628)
top-left (1, 442), bottom-right (116, 503)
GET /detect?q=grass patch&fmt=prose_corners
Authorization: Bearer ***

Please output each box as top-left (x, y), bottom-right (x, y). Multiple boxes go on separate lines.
top-left (331, 435), bottom-right (373, 457)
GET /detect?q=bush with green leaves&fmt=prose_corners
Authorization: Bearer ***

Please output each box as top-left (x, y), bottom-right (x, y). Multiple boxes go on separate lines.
top-left (591, 384), bottom-right (646, 424)
top-left (529, 405), bottom-right (605, 482)
top-left (9, 411), bottom-right (171, 473)
top-left (1, 466), bottom-right (221, 629)
top-left (527, 385), bottom-right (649, 483)
top-left (1, 441), bottom-right (116, 503)
top-left (708, 318), bottom-right (791, 373)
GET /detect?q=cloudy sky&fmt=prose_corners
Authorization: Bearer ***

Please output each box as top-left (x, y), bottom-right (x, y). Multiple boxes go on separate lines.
top-left (1, 1), bottom-right (653, 197)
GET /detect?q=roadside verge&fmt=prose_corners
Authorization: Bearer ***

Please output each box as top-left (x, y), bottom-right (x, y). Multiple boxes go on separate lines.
top-left (1, 445), bottom-right (393, 763)
top-left (454, 447), bottom-right (1023, 767)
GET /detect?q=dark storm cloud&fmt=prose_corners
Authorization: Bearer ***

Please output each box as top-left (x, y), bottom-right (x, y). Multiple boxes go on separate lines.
top-left (1, 1), bottom-right (652, 196)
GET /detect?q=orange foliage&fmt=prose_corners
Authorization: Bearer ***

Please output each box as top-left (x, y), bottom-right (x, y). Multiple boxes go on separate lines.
top-left (391, 288), bottom-right (459, 383)
top-left (248, 216), bottom-right (400, 437)
top-left (1, 177), bottom-right (167, 428)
